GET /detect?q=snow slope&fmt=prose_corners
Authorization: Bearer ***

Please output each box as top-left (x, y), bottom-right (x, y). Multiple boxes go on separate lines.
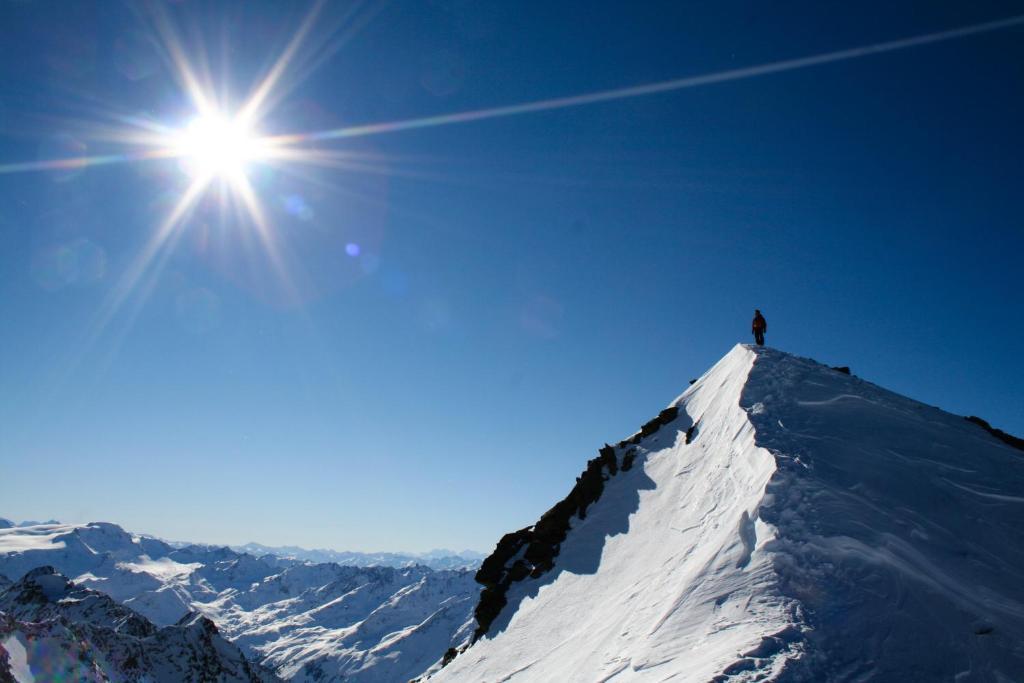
top-left (434, 344), bottom-right (1024, 682)
top-left (197, 564), bottom-right (478, 682)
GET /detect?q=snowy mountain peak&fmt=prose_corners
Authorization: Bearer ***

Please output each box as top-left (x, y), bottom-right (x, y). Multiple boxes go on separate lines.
top-left (17, 565), bottom-right (74, 601)
top-left (436, 344), bottom-right (1024, 682)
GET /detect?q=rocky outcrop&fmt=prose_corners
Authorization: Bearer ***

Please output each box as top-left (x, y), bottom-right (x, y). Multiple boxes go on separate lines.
top-left (966, 416), bottom-right (1024, 452)
top-left (618, 406), bottom-right (680, 447)
top-left (470, 404), bottom-right (683, 643)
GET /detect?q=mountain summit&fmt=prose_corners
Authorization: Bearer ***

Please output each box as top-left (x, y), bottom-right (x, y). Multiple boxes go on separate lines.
top-left (435, 344), bottom-right (1024, 682)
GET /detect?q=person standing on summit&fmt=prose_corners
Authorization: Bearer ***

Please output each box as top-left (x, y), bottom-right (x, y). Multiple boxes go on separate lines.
top-left (752, 309), bottom-right (767, 346)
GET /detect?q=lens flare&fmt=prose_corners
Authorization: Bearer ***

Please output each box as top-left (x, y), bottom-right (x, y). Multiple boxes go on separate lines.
top-left (0, 5), bottom-right (1020, 347)
top-left (174, 114), bottom-right (264, 178)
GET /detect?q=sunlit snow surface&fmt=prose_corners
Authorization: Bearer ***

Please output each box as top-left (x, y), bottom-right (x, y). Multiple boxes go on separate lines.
top-left (0, 525), bottom-right (72, 553)
top-left (2, 634), bottom-right (33, 683)
top-left (434, 344), bottom-right (1024, 682)
top-left (116, 556), bottom-right (202, 580)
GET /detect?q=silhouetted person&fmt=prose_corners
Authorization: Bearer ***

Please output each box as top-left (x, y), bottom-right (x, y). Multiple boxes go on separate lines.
top-left (752, 309), bottom-right (767, 346)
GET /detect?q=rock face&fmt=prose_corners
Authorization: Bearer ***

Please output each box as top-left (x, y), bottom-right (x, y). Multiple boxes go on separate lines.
top-left (966, 415), bottom-right (1024, 452)
top-left (471, 405), bottom-right (690, 643)
top-left (0, 567), bottom-right (275, 682)
top-left (435, 344), bottom-right (1024, 682)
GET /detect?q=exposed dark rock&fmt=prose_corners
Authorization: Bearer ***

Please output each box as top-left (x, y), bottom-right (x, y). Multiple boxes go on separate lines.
top-left (474, 529), bottom-right (532, 588)
top-left (639, 407), bottom-right (679, 438)
top-left (470, 444), bottom-right (624, 641)
top-left (471, 585), bottom-right (508, 641)
top-left (965, 416), bottom-right (1024, 452)
top-left (600, 444), bottom-right (617, 475)
top-left (617, 406), bottom-right (680, 448)
top-left (685, 421), bottom-right (699, 445)
top-left (507, 560), bottom-right (531, 582)
top-left (470, 404), bottom-right (685, 643)
top-left (621, 448), bottom-right (637, 472)
top-left (831, 366), bottom-right (851, 375)
top-left (689, 379), bottom-right (697, 385)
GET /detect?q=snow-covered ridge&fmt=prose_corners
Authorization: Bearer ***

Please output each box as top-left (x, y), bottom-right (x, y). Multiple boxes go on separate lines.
top-left (435, 344), bottom-right (1024, 681)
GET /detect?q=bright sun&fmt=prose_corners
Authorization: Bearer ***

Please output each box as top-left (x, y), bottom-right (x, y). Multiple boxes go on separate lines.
top-left (174, 113), bottom-right (263, 178)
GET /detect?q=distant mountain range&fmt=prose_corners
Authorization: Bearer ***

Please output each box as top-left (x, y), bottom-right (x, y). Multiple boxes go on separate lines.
top-left (0, 518), bottom-right (485, 572)
top-left (0, 521), bottom-right (478, 681)
top-left (229, 542), bottom-right (485, 571)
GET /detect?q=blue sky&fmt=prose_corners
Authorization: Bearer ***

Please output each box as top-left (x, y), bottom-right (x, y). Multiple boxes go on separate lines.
top-left (1, 0), bottom-right (1022, 552)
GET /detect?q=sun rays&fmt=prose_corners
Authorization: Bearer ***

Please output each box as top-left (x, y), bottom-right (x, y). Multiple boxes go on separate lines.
top-left (1, 5), bottom-right (1023, 346)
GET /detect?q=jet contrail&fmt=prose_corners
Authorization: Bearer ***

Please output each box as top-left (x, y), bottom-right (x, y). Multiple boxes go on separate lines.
top-left (273, 12), bottom-right (1024, 143)
top-left (4, 13), bottom-right (1023, 174)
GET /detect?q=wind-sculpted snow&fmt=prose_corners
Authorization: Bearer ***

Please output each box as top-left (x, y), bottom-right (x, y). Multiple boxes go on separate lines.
top-left (0, 525), bottom-right (478, 681)
top-left (437, 345), bottom-right (800, 681)
top-left (742, 347), bottom-right (1024, 681)
top-left (435, 344), bottom-right (1024, 682)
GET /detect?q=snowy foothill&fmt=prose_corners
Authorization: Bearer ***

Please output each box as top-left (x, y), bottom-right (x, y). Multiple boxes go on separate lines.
top-left (434, 344), bottom-right (1024, 682)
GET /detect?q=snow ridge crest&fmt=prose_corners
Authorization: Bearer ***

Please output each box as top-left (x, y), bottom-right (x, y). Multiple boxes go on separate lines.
top-left (437, 344), bottom-right (1024, 682)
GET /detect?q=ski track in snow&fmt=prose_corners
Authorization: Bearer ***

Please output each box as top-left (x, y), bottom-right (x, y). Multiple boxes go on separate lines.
top-left (434, 344), bottom-right (1024, 682)
top-left (942, 479), bottom-right (1024, 503)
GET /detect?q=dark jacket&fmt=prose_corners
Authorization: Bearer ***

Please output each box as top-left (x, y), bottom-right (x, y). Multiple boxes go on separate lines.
top-left (752, 314), bottom-right (767, 333)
